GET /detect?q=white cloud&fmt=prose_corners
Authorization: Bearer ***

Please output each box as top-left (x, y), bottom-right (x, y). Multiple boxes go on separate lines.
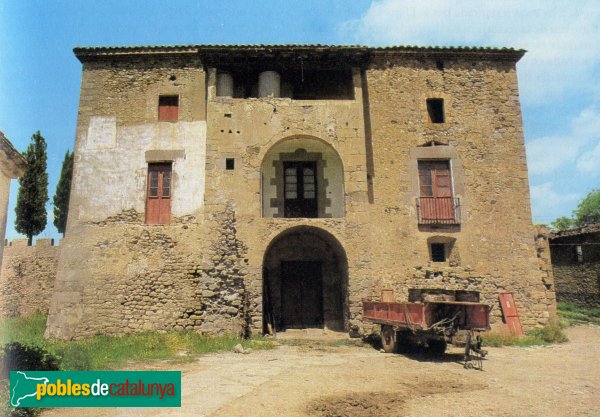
top-left (530, 182), bottom-right (579, 219)
top-left (526, 106), bottom-right (600, 176)
top-left (339, 0), bottom-right (600, 105)
top-left (526, 135), bottom-right (581, 175)
top-left (576, 141), bottom-right (600, 175)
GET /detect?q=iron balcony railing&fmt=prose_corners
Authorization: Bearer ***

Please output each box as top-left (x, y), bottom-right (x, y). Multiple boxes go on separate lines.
top-left (417, 197), bottom-right (461, 225)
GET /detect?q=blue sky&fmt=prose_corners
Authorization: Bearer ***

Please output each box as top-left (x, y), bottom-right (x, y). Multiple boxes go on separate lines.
top-left (1, 0), bottom-right (598, 241)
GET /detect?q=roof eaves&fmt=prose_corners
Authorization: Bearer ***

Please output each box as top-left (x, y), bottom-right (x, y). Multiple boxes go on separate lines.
top-left (72, 44), bottom-right (526, 62)
top-left (0, 131), bottom-right (27, 178)
top-left (549, 223), bottom-right (600, 239)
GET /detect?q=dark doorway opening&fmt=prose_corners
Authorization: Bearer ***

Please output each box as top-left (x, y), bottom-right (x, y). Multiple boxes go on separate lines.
top-left (281, 261), bottom-right (323, 328)
top-left (262, 226), bottom-right (348, 333)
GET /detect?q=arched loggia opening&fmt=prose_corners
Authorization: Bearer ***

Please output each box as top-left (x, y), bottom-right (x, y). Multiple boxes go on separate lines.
top-left (261, 136), bottom-right (345, 219)
top-left (263, 226), bottom-right (349, 333)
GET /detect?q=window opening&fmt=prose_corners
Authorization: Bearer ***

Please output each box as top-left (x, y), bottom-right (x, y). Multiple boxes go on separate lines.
top-left (426, 98), bottom-right (445, 123)
top-left (431, 243), bottom-right (446, 262)
top-left (576, 245), bottom-right (583, 263)
top-left (159, 96), bottom-right (179, 121)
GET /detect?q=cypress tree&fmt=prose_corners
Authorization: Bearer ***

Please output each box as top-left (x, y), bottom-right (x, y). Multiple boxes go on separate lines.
top-left (15, 131), bottom-right (48, 245)
top-left (53, 150), bottom-right (74, 236)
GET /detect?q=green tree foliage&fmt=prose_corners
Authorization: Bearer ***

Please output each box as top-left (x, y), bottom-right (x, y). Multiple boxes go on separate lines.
top-left (550, 188), bottom-right (600, 231)
top-left (15, 132), bottom-right (48, 245)
top-left (549, 216), bottom-right (576, 231)
top-left (573, 188), bottom-right (600, 226)
top-left (53, 150), bottom-right (74, 235)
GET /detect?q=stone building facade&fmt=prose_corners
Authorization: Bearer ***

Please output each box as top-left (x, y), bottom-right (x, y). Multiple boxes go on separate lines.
top-left (549, 224), bottom-right (600, 307)
top-left (0, 131), bottom-right (27, 267)
top-left (45, 45), bottom-right (556, 340)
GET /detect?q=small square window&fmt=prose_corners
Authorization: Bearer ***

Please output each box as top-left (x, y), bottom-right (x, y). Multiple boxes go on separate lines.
top-left (225, 158), bottom-right (235, 170)
top-left (431, 243), bottom-right (446, 262)
top-left (159, 95), bottom-right (179, 121)
top-left (426, 98), bottom-right (445, 123)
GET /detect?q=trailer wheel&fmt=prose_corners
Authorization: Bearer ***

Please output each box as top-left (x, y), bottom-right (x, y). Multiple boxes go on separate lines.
top-left (381, 325), bottom-right (397, 353)
top-left (427, 339), bottom-right (447, 356)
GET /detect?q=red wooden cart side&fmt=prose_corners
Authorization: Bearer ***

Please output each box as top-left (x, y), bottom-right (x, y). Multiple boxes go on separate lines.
top-left (363, 300), bottom-right (490, 331)
top-left (498, 292), bottom-right (524, 335)
top-left (363, 296), bottom-right (491, 369)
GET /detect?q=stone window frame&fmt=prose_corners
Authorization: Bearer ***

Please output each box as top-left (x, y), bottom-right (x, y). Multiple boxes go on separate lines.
top-left (408, 144), bottom-right (465, 228)
top-left (269, 148), bottom-right (332, 218)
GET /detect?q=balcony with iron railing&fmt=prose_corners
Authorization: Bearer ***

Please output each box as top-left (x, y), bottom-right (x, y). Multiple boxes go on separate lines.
top-left (417, 197), bottom-right (461, 225)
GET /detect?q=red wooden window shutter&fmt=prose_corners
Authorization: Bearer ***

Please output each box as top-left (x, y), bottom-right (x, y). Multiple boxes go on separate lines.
top-left (146, 163), bottom-right (172, 224)
top-left (158, 96), bottom-right (179, 121)
top-left (418, 160), bottom-right (455, 222)
top-left (418, 161), bottom-right (452, 198)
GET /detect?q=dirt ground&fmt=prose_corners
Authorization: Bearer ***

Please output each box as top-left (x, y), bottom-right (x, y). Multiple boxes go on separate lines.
top-left (43, 325), bottom-right (599, 417)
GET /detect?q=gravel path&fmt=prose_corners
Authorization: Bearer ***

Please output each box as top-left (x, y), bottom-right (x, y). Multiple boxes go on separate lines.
top-left (43, 325), bottom-right (600, 417)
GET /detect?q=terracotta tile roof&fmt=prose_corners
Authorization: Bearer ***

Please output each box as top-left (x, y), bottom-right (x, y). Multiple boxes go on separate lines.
top-left (73, 44), bottom-right (525, 62)
top-left (549, 224), bottom-right (600, 239)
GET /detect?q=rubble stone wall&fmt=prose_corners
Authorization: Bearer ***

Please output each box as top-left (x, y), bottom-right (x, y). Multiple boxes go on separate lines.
top-left (0, 239), bottom-right (59, 317)
top-left (550, 229), bottom-right (600, 307)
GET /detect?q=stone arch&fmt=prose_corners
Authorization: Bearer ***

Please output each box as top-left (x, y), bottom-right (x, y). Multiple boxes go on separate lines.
top-left (261, 136), bottom-right (345, 218)
top-left (262, 226), bottom-right (349, 332)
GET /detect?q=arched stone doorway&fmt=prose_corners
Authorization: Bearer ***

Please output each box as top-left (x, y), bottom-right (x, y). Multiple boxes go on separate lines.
top-left (263, 226), bottom-right (348, 332)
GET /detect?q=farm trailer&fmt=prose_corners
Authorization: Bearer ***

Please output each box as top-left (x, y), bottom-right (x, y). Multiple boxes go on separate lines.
top-left (363, 298), bottom-right (491, 368)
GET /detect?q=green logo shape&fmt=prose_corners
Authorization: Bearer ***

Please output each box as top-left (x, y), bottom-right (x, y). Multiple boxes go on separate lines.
top-left (10, 371), bottom-right (181, 408)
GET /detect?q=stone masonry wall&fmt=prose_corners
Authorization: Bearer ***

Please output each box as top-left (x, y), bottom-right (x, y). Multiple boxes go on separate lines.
top-left (46, 204), bottom-right (250, 339)
top-left (553, 264), bottom-right (600, 307)
top-left (550, 229), bottom-right (600, 307)
top-left (0, 238), bottom-right (59, 317)
top-left (361, 55), bottom-right (555, 330)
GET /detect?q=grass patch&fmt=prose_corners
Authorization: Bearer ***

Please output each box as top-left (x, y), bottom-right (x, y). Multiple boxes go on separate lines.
top-left (0, 313), bottom-right (273, 370)
top-left (557, 302), bottom-right (600, 326)
top-left (483, 320), bottom-right (568, 347)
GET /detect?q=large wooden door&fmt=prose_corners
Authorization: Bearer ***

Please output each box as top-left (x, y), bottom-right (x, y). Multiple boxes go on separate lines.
top-left (283, 161), bottom-right (318, 218)
top-left (418, 160), bottom-right (454, 222)
top-left (146, 163), bottom-right (172, 224)
top-left (281, 261), bottom-right (323, 328)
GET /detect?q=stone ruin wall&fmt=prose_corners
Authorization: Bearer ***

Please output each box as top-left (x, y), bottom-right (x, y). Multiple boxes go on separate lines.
top-left (45, 204), bottom-right (256, 339)
top-left (553, 263), bottom-right (600, 307)
top-left (550, 228), bottom-right (600, 308)
top-left (0, 238), bottom-right (59, 317)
